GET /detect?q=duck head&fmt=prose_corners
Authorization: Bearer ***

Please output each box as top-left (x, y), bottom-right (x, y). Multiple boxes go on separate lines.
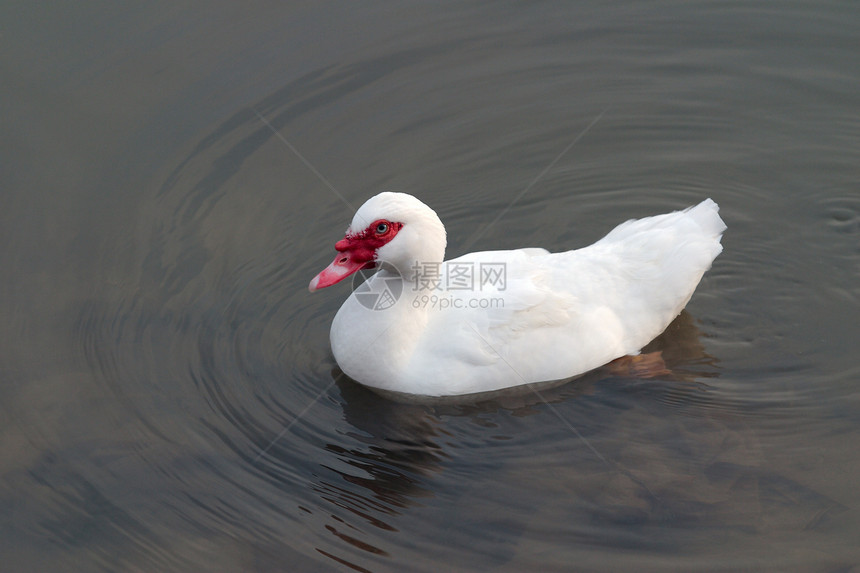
top-left (309, 192), bottom-right (447, 292)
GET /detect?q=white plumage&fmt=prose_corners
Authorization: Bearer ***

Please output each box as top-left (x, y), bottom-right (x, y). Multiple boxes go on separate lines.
top-left (311, 192), bottom-right (725, 397)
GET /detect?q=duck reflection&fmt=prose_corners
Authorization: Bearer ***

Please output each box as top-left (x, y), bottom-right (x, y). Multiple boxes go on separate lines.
top-left (318, 311), bottom-right (718, 502)
top-left (314, 311), bottom-right (845, 563)
top-left (309, 378), bottom-right (443, 565)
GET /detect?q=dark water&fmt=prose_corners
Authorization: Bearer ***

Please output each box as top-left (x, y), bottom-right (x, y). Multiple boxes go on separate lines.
top-left (3, 1), bottom-right (859, 571)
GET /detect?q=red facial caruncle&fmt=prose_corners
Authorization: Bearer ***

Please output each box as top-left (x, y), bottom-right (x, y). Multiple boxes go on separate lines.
top-left (308, 219), bottom-right (403, 292)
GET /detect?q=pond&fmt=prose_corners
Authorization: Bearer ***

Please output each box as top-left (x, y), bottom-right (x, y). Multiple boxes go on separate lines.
top-left (2, 1), bottom-right (859, 571)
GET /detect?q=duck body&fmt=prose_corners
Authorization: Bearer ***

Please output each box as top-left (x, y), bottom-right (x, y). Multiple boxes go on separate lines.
top-left (311, 193), bottom-right (725, 397)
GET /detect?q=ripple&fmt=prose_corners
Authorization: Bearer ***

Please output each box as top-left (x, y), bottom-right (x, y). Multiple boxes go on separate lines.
top-left (7, 1), bottom-right (859, 570)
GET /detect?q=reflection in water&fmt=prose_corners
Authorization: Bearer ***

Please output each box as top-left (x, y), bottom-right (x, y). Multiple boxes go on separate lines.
top-left (304, 311), bottom-right (847, 570)
top-left (315, 379), bottom-right (443, 567)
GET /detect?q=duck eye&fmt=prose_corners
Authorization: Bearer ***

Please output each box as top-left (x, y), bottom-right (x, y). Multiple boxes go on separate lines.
top-left (375, 222), bottom-right (389, 234)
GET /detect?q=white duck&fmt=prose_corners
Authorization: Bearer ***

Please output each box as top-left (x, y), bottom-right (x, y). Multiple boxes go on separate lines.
top-left (310, 192), bottom-right (725, 397)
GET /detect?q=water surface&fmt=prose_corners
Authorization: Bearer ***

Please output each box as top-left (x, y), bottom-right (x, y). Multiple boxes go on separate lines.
top-left (2, 1), bottom-right (859, 571)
